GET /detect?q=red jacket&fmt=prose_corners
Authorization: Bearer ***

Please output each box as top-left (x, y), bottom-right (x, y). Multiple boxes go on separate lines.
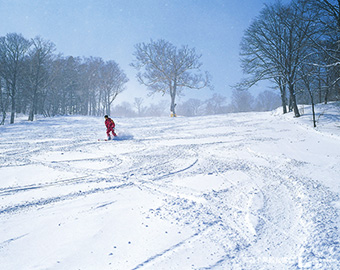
top-left (105, 118), bottom-right (115, 130)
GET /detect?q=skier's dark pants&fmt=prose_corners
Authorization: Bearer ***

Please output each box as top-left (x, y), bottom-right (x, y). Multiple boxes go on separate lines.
top-left (107, 128), bottom-right (117, 138)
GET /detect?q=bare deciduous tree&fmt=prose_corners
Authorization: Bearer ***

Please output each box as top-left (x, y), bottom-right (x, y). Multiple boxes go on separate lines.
top-left (82, 57), bottom-right (104, 116)
top-left (100, 60), bottom-right (128, 116)
top-left (205, 94), bottom-right (228, 115)
top-left (308, 0), bottom-right (340, 100)
top-left (239, 1), bottom-right (319, 117)
top-left (26, 36), bottom-right (55, 121)
top-left (0, 33), bottom-right (31, 123)
top-left (231, 89), bottom-right (254, 112)
top-left (0, 76), bottom-right (10, 125)
top-left (134, 97), bottom-right (145, 116)
top-left (177, 98), bottom-right (203, 116)
top-left (254, 90), bottom-right (281, 112)
top-left (131, 39), bottom-right (211, 116)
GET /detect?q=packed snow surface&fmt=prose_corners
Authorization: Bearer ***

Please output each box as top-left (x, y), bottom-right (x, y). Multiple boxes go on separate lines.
top-left (1, 103), bottom-right (340, 269)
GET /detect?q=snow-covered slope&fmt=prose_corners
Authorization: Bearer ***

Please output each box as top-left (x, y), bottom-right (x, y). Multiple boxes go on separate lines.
top-left (0, 103), bottom-right (339, 269)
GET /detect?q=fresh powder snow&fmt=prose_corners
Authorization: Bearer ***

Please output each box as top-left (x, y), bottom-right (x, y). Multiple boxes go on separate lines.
top-left (0, 103), bottom-right (340, 269)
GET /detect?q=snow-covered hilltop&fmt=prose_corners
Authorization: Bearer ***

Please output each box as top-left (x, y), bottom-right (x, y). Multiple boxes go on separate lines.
top-left (0, 103), bottom-right (339, 269)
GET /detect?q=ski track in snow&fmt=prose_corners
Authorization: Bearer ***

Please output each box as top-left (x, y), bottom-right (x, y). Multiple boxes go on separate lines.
top-left (0, 107), bottom-right (340, 270)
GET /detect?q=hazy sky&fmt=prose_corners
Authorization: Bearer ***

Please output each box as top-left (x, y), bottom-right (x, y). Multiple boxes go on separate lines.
top-left (0, 0), bottom-right (283, 105)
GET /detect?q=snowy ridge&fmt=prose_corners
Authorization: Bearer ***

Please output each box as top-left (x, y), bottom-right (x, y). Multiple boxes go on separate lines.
top-left (0, 103), bottom-right (340, 269)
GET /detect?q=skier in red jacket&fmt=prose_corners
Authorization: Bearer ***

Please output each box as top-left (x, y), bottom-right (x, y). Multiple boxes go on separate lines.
top-left (104, 115), bottom-right (117, 140)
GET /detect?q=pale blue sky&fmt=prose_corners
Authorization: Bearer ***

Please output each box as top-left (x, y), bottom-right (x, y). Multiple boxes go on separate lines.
top-left (0, 0), bottom-right (285, 104)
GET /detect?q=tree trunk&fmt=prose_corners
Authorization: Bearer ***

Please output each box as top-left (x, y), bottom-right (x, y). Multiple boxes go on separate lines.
top-left (10, 94), bottom-right (15, 124)
top-left (106, 91), bottom-right (111, 116)
top-left (0, 112), bottom-right (6, 125)
top-left (311, 100), bottom-right (316, 128)
top-left (279, 83), bottom-right (288, 114)
top-left (305, 79), bottom-right (316, 127)
top-left (324, 85), bottom-right (330, 104)
top-left (288, 83), bottom-right (300, 117)
top-left (28, 109), bottom-right (34, 121)
top-left (0, 81), bottom-right (5, 125)
top-left (170, 81), bottom-right (177, 116)
top-left (28, 87), bottom-right (38, 121)
top-left (170, 96), bottom-right (176, 116)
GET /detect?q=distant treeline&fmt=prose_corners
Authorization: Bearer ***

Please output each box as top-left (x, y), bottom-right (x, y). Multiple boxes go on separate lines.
top-left (0, 33), bottom-right (128, 124)
top-left (111, 90), bottom-right (282, 118)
